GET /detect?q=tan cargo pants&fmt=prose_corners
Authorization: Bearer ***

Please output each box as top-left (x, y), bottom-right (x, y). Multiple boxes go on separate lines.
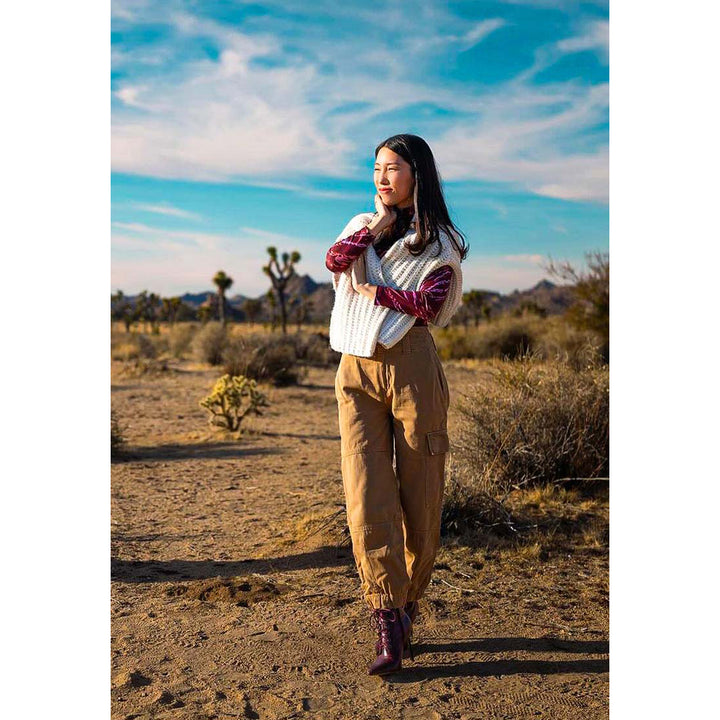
top-left (334, 326), bottom-right (450, 610)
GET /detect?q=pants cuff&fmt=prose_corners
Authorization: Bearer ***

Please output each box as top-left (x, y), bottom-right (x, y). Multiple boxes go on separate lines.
top-left (364, 592), bottom-right (406, 610)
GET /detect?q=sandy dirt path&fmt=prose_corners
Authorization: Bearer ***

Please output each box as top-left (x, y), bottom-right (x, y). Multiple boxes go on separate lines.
top-left (111, 358), bottom-right (608, 719)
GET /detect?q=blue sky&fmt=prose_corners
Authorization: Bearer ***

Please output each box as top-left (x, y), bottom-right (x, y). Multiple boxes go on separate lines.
top-left (111, 0), bottom-right (608, 296)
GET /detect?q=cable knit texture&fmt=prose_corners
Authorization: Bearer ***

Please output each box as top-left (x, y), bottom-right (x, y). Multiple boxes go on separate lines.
top-left (329, 212), bottom-right (463, 357)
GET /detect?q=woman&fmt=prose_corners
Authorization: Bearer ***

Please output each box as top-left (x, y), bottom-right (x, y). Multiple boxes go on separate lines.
top-left (325, 134), bottom-right (468, 676)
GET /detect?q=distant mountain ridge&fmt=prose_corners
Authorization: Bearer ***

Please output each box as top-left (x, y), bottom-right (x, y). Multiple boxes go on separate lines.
top-left (117, 275), bottom-right (573, 322)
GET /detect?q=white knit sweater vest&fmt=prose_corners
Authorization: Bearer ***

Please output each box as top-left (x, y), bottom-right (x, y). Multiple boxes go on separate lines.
top-left (329, 212), bottom-right (464, 357)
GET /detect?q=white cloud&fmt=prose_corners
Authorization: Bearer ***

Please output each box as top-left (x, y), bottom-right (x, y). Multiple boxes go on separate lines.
top-left (432, 84), bottom-right (609, 202)
top-left (500, 253), bottom-right (545, 264)
top-left (111, 221), bottom-right (317, 296)
top-left (111, 4), bottom-right (608, 202)
top-left (132, 203), bottom-right (202, 220)
top-left (557, 19), bottom-right (609, 61)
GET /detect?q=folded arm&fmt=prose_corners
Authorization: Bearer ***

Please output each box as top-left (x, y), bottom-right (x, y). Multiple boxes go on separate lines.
top-left (373, 265), bottom-right (453, 323)
top-left (325, 225), bottom-right (376, 272)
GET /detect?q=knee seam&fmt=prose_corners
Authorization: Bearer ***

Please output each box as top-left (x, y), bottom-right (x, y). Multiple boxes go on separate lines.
top-left (341, 449), bottom-right (393, 458)
top-left (349, 518), bottom-right (402, 532)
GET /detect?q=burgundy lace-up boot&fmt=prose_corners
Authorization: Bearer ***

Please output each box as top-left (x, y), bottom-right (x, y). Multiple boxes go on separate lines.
top-left (402, 600), bottom-right (419, 658)
top-left (375, 601), bottom-right (419, 660)
top-left (368, 608), bottom-right (413, 675)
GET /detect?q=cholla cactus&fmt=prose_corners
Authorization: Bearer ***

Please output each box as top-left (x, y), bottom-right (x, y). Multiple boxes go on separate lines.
top-left (199, 374), bottom-right (270, 433)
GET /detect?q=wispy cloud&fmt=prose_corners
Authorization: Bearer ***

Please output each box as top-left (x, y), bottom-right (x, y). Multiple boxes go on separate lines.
top-left (500, 253), bottom-right (545, 264)
top-left (112, 2), bottom-right (608, 202)
top-left (132, 202), bottom-right (202, 220)
top-left (432, 83), bottom-right (609, 202)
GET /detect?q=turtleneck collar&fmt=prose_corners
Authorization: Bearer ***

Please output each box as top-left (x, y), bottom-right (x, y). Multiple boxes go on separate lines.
top-left (396, 204), bottom-right (416, 228)
top-left (397, 204), bottom-right (415, 217)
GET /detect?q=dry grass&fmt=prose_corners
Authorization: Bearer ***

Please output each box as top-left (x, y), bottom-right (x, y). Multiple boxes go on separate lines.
top-left (453, 350), bottom-right (608, 496)
top-left (433, 314), bottom-right (604, 368)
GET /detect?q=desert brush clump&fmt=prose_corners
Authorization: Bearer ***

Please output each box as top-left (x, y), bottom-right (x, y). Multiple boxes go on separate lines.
top-left (434, 317), bottom-right (542, 361)
top-left (199, 374), bottom-right (270, 433)
top-left (454, 349), bottom-right (608, 496)
top-left (111, 331), bottom-right (161, 361)
top-left (116, 357), bottom-right (170, 377)
top-left (111, 409), bottom-right (126, 458)
top-left (193, 322), bottom-right (228, 365)
top-left (168, 323), bottom-right (197, 359)
top-left (222, 333), bottom-right (304, 386)
top-left (434, 314), bottom-right (606, 367)
top-left (296, 332), bottom-right (341, 367)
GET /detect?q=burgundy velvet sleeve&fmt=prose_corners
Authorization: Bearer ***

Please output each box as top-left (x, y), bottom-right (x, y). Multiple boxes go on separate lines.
top-left (325, 225), bottom-right (375, 272)
top-left (373, 265), bottom-right (453, 322)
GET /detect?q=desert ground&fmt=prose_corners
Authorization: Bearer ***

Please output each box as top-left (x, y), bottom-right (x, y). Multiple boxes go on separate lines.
top-left (111, 348), bottom-right (608, 719)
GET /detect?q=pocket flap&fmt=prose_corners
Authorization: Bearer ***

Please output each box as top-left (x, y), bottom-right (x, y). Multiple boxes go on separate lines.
top-left (426, 429), bottom-right (450, 455)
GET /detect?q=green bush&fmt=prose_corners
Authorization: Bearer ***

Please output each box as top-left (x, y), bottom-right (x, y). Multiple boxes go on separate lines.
top-left (199, 374), bottom-right (270, 433)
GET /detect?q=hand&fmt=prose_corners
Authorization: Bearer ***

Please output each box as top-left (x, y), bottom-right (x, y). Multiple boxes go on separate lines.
top-left (369, 193), bottom-right (398, 234)
top-left (350, 270), bottom-right (378, 301)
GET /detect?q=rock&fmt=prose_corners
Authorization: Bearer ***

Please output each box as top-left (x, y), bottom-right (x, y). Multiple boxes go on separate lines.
top-left (112, 669), bottom-right (151, 689)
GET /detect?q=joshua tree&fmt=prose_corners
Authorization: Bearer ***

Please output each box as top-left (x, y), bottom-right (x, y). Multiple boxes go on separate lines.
top-left (262, 246), bottom-right (301, 335)
top-left (213, 270), bottom-right (234, 326)
top-left (463, 290), bottom-right (492, 327)
top-left (512, 299), bottom-right (547, 318)
top-left (198, 304), bottom-right (214, 324)
top-left (266, 288), bottom-right (278, 331)
top-left (290, 295), bottom-right (315, 332)
top-left (160, 296), bottom-right (184, 326)
top-left (135, 290), bottom-right (150, 332)
top-left (148, 292), bottom-right (161, 334)
top-left (111, 290), bottom-right (135, 332)
top-left (243, 298), bottom-right (263, 325)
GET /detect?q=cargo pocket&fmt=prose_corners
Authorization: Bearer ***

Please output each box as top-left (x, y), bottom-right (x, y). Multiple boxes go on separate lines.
top-left (426, 429), bottom-right (450, 455)
top-left (425, 429), bottom-right (449, 509)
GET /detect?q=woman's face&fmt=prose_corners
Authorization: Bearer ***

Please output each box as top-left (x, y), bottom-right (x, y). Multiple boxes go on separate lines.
top-left (374, 147), bottom-right (415, 208)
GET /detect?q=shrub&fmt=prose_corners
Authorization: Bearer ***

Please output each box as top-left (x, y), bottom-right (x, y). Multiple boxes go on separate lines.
top-left (193, 322), bottom-right (227, 365)
top-left (116, 357), bottom-right (170, 377)
top-left (222, 333), bottom-right (303, 386)
top-left (536, 321), bottom-right (605, 371)
top-left (298, 332), bottom-right (340, 367)
top-left (454, 350), bottom-right (608, 495)
top-left (440, 457), bottom-right (519, 539)
top-left (199, 374), bottom-right (270, 433)
top-left (136, 333), bottom-right (158, 359)
top-left (111, 332), bottom-right (159, 361)
top-left (434, 317), bottom-right (543, 361)
top-left (435, 315), bottom-right (606, 367)
top-left (168, 323), bottom-right (197, 359)
top-left (111, 409), bottom-right (126, 458)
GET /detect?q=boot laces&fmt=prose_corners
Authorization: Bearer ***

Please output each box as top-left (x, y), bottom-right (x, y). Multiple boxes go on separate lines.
top-left (370, 609), bottom-right (397, 652)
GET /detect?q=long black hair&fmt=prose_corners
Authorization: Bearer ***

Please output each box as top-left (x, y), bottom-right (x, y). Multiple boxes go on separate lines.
top-left (373, 134), bottom-right (469, 261)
